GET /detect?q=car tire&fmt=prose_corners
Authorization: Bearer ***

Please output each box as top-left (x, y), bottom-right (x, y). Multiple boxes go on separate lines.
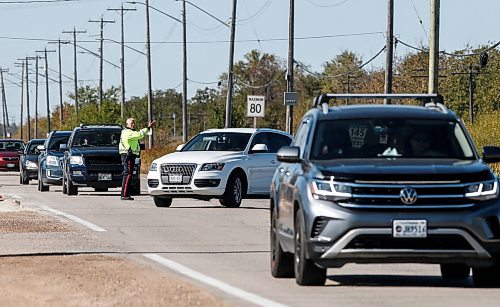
top-left (38, 170), bottom-right (49, 192)
top-left (219, 173), bottom-right (244, 208)
top-left (153, 196), bottom-right (172, 208)
top-left (94, 188), bottom-right (108, 192)
top-left (294, 209), bottom-right (327, 286)
top-left (440, 263), bottom-right (470, 280)
top-left (270, 207), bottom-right (294, 278)
top-left (62, 174), bottom-right (67, 195)
top-left (129, 181), bottom-right (141, 196)
top-left (20, 171), bottom-right (29, 185)
top-left (473, 262), bottom-right (500, 287)
top-left (67, 176), bottom-right (78, 196)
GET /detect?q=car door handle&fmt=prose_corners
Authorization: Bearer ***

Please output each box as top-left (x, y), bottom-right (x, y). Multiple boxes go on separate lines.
top-left (270, 160), bottom-right (276, 164)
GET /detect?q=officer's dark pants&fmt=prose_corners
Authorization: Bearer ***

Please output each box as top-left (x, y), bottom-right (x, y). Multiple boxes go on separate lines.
top-left (121, 152), bottom-right (137, 198)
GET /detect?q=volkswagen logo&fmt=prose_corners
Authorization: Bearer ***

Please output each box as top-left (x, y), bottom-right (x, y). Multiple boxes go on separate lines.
top-left (400, 187), bottom-right (418, 205)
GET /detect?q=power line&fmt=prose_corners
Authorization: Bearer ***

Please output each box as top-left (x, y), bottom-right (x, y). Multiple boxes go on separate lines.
top-left (306, 0), bottom-right (351, 8)
top-left (410, 0), bottom-right (428, 40)
top-left (396, 38), bottom-right (500, 57)
top-left (0, 0), bottom-right (82, 3)
top-left (234, 69), bottom-right (286, 89)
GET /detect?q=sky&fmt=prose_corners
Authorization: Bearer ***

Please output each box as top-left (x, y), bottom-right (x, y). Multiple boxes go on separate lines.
top-left (0, 0), bottom-right (498, 126)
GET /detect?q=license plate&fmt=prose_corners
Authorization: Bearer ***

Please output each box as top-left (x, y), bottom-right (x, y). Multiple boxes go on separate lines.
top-left (7, 163), bottom-right (15, 168)
top-left (98, 173), bottom-right (112, 181)
top-left (393, 220), bottom-right (427, 238)
top-left (169, 174), bottom-right (183, 183)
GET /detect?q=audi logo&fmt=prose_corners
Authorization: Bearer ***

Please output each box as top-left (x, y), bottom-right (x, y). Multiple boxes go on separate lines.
top-left (168, 166), bottom-right (183, 173)
top-left (400, 187), bottom-right (418, 205)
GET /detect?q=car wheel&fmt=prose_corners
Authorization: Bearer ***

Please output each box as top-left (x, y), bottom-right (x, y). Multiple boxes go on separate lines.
top-left (270, 206), bottom-right (294, 278)
top-left (129, 181), bottom-right (141, 196)
top-left (473, 262), bottom-right (500, 287)
top-left (219, 174), bottom-right (244, 208)
top-left (20, 171), bottom-right (29, 185)
top-left (294, 209), bottom-right (327, 286)
top-left (67, 176), bottom-right (78, 196)
top-left (440, 263), bottom-right (470, 280)
top-left (153, 196), bottom-right (172, 208)
top-left (94, 187), bottom-right (108, 192)
top-left (38, 170), bottom-right (49, 192)
top-left (62, 173), bottom-right (67, 194)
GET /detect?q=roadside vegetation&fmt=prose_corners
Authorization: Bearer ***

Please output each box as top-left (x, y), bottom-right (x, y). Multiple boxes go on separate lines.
top-left (5, 45), bottom-right (499, 173)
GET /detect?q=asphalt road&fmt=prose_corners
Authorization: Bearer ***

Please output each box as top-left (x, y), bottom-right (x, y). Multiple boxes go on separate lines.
top-left (1, 172), bottom-right (500, 307)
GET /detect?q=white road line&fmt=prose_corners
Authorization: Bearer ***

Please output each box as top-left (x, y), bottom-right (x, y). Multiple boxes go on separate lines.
top-left (40, 205), bottom-right (106, 232)
top-left (143, 254), bottom-right (288, 307)
top-left (9, 194), bottom-right (23, 199)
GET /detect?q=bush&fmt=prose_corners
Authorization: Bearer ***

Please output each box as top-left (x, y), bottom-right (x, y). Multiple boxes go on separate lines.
top-left (465, 111), bottom-right (500, 175)
top-left (140, 141), bottom-right (184, 174)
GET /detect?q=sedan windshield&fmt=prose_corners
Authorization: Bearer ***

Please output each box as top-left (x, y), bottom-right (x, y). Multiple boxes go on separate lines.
top-left (0, 141), bottom-right (24, 151)
top-left (311, 119), bottom-right (475, 160)
top-left (182, 132), bottom-right (252, 152)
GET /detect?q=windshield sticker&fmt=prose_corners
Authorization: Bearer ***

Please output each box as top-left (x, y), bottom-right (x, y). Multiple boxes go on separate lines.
top-left (348, 124), bottom-right (368, 149)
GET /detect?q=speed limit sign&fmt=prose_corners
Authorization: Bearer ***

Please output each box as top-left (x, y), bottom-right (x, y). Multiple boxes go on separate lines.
top-left (247, 95), bottom-right (265, 117)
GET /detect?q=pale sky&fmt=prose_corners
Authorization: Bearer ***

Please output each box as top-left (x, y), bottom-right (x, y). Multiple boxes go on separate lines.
top-left (0, 0), bottom-right (498, 125)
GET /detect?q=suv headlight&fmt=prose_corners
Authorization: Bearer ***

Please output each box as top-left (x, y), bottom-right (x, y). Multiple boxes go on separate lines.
top-left (69, 156), bottom-right (84, 165)
top-left (149, 162), bottom-right (157, 171)
top-left (200, 163), bottom-right (225, 171)
top-left (25, 160), bottom-right (38, 169)
top-left (46, 155), bottom-right (58, 166)
top-left (310, 180), bottom-right (352, 201)
top-left (465, 179), bottom-right (498, 201)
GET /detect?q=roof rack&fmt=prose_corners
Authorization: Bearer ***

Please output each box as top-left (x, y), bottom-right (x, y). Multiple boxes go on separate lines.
top-left (79, 123), bottom-right (123, 129)
top-left (313, 93), bottom-right (443, 114)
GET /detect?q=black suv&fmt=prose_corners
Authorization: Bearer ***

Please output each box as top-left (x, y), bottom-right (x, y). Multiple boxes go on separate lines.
top-left (38, 130), bottom-right (72, 192)
top-left (61, 124), bottom-right (141, 196)
top-left (270, 94), bottom-right (500, 287)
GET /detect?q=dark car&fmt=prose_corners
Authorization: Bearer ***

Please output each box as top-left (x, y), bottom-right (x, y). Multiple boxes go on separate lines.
top-left (270, 93), bottom-right (500, 287)
top-left (19, 138), bottom-right (45, 184)
top-left (0, 139), bottom-right (25, 171)
top-left (38, 130), bottom-right (72, 192)
top-left (62, 124), bottom-right (141, 196)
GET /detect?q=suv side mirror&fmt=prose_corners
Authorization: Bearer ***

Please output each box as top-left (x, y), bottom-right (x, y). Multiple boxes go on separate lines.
top-left (277, 146), bottom-right (301, 163)
top-left (250, 143), bottom-right (269, 154)
top-left (483, 146), bottom-right (500, 163)
top-left (176, 144), bottom-right (184, 151)
top-left (59, 144), bottom-right (68, 151)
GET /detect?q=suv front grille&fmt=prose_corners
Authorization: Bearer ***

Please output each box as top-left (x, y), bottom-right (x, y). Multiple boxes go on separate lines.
top-left (160, 163), bottom-right (197, 185)
top-left (337, 181), bottom-right (476, 209)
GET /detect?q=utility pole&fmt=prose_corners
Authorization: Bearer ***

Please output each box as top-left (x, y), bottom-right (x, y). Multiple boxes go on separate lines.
top-left (145, 0), bottom-right (154, 148)
top-left (342, 74), bottom-right (353, 105)
top-left (19, 62), bottom-right (25, 141)
top-left (25, 58), bottom-right (32, 140)
top-left (0, 68), bottom-right (9, 138)
top-left (384, 0), bottom-right (394, 104)
top-left (63, 28), bottom-right (86, 122)
top-left (34, 55), bottom-right (40, 138)
top-left (49, 39), bottom-right (70, 126)
top-left (37, 48), bottom-right (56, 134)
top-left (89, 16), bottom-right (115, 108)
top-left (428, 0), bottom-right (440, 94)
top-left (225, 0), bottom-right (237, 128)
top-left (108, 5), bottom-right (136, 120)
top-left (182, 0), bottom-right (188, 142)
top-left (286, 0), bottom-right (294, 134)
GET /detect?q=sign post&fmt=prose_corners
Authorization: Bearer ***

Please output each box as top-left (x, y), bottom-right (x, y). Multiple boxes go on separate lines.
top-left (247, 95), bottom-right (265, 128)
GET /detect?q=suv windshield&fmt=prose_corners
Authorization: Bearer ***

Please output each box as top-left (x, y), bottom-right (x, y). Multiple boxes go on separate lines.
top-left (182, 132), bottom-right (251, 152)
top-left (0, 141), bottom-right (24, 151)
top-left (73, 130), bottom-right (121, 147)
top-left (311, 119), bottom-right (475, 160)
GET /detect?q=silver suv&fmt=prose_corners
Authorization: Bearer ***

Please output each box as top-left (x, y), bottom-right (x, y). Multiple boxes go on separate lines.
top-left (270, 94), bottom-right (500, 286)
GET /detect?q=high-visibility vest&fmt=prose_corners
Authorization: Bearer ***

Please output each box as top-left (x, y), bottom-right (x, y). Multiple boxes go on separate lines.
top-left (119, 127), bottom-right (149, 155)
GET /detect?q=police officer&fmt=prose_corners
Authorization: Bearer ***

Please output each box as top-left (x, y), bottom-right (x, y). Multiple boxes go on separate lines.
top-left (119, 118), bottom-right (155, 200)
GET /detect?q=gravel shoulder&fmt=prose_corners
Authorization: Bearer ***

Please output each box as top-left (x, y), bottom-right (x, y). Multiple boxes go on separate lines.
top-left (0, 196), bottom-right (225, 307)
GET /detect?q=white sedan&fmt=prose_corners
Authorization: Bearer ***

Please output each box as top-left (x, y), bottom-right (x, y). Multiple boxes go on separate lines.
top-left (147, 128), bottom-right (292, 208)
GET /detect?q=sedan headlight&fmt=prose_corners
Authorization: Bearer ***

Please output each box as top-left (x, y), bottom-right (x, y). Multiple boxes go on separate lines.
top-left (149, 162), bottom-right (157, 171)
top-left (46, 155), bottom-right (58, 166)
top-left (69, 156), bottom-right (84, 165)
top-left (310, 180), bottom-right (352, 201)
top-left (465, 179), bottom-right (498, 201)
top-left (25, 160), bottom-right (38, 169)
top-left (200, 163), bottom-right (225, 171)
